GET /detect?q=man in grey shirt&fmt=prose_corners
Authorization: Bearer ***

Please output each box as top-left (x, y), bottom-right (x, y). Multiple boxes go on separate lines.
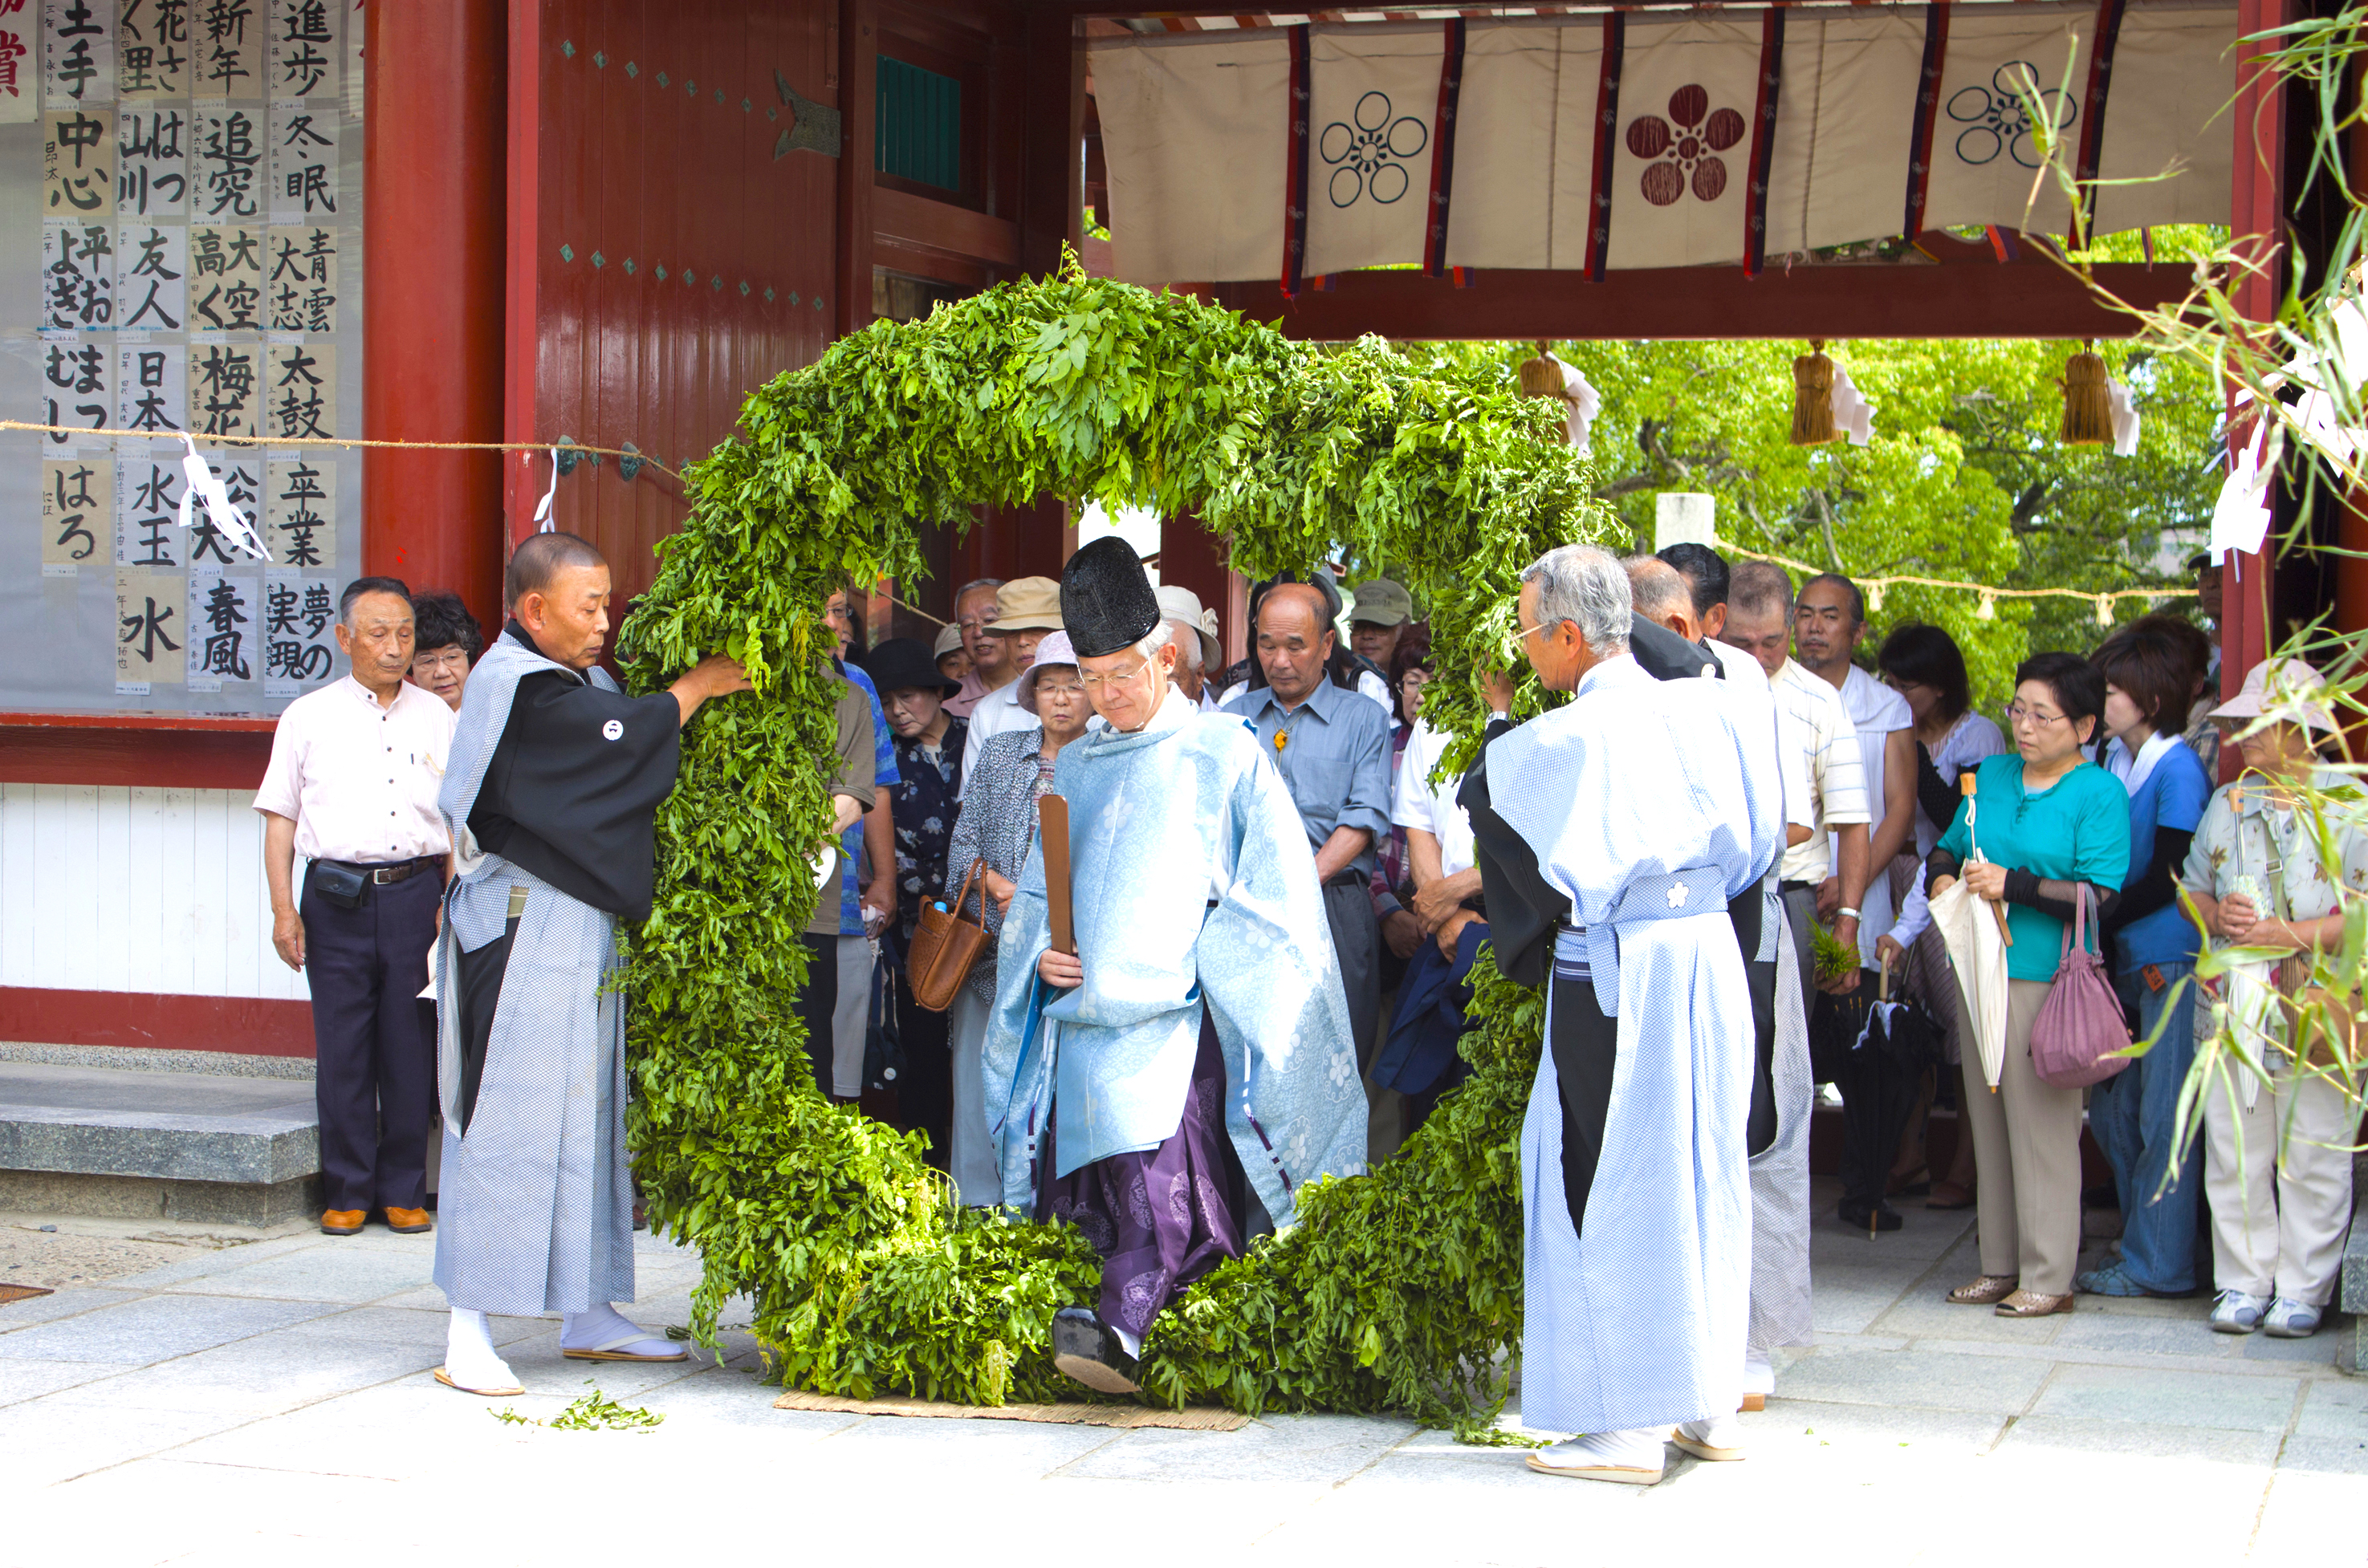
top-left (1224, 583), bottom-right (1395, 1070)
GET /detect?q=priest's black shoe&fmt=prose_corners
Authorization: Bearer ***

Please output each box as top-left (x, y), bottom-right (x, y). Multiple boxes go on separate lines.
top-left (1052, 1306), bottom-right (1141, 1395)
top-left (1837, 1199), bottom-right (1904, 1233)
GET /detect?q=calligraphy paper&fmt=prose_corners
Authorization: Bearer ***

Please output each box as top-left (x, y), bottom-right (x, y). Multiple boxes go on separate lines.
top-left (40, 455), bottom-right (110, 574)
top-left (115, 565), bottom-right (185, 690)
top-left (264, 453), bottom-right (332, 570)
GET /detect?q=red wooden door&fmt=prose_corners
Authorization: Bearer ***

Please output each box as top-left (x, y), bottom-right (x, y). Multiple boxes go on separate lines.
top-left (503, 0), bottom-right (844, 604)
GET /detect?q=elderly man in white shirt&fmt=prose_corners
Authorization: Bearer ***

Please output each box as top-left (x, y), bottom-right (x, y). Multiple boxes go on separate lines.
top-left (1156, 583), bottom-right (1225, 712)
top-left (255, 576), bottom-right (456, 1239)
top-left (1724, 563), bottom-right (1872, 1007)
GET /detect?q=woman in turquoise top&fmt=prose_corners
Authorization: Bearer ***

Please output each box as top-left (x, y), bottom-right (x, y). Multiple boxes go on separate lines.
top-left (1927, 652), bottom-right (2132, 1318)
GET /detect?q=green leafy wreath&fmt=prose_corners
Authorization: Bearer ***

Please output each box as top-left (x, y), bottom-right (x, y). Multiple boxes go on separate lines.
top-left (614, 264), bottom-right (1616, 1427)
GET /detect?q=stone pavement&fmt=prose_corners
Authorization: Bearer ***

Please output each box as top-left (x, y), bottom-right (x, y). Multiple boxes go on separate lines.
top-left (2, 1187), bottom-right (2361, 1567)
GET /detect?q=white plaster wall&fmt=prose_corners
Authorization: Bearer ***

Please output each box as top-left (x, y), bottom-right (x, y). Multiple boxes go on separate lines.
top-left (0, 784), bottom-right (310, 1001)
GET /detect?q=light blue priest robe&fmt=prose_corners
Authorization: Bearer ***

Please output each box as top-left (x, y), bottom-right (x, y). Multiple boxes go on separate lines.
top-left (981, 684), bottom-right (1367, 1228)
top-left (1490, 654), bottom-right (1784, 1435)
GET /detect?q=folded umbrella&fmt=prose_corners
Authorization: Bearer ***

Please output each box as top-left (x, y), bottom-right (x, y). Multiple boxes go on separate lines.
top-left (1928, 875), bottom-right (2011, 1090)
top-left (1835, 992), bottom-right (1945, 1233)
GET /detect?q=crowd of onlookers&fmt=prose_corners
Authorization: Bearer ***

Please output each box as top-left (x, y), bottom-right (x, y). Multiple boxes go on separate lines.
top-left (256, 546), bottom-right (2361, 1338)
top-left (845, 549), bottom-right (2356, 1335)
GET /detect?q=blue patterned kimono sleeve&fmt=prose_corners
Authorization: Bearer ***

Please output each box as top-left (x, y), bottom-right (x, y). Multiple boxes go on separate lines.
top-left (1196, 749), bottom-right (1368, 1226)
top-left (980, 836), bottom-right (1055, 1206)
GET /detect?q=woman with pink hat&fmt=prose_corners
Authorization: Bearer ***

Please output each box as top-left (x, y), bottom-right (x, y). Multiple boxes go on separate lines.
top-left (2179, 658), bottom-right (2366, 1339)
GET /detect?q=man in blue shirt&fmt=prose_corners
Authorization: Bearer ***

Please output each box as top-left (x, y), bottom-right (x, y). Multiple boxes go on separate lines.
top-left (825, 589), bottom-right (900, 1102)
top-left (1224, 583), bottom-right (1395, 1071)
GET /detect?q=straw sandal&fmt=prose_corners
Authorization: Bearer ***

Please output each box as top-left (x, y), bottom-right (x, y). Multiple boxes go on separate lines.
top-left (434, 1367), bottom-right (526, 1398)
top-left (1995, 1289), bottom-right (2075, 1318)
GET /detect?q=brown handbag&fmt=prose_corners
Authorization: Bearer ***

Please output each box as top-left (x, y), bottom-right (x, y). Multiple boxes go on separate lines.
top-left (907, 858), bottom-right (991, 1013)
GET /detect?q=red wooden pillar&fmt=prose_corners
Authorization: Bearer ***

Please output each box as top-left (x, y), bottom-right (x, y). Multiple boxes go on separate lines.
top-left (950, 498), bottom-right (1069, 586)
top-left (364, 0), bottom-right (509, 633)
top-left (836, 0), bottom-right (877, 340)
top-left (1016, 9), bottom-right (1082, 279)
top-left (2221, 0), bottom-right (2285, 732)
top-left (2341, 77), bottom-right (2368, 644)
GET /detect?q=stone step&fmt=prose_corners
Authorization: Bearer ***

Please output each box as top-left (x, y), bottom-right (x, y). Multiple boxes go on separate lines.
top-left (0, 1061), bottom-right (319, 1226)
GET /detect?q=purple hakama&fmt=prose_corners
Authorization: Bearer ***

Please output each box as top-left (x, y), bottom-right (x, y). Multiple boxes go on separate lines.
top-left (1036, 1009), bottom-right (1244, 1338)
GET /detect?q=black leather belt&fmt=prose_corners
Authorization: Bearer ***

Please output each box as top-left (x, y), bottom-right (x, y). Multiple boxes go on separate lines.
top-left (1323, 869), bottom-right (1369, 888)
top-left (1779, 879), bottom-right (1816, 895)
top-left (318, 855), bottom-right (442, 885)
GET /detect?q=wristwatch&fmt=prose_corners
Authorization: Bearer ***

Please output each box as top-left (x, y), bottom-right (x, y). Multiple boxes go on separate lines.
top-left (1836, 906), bottom-right (1861, 921)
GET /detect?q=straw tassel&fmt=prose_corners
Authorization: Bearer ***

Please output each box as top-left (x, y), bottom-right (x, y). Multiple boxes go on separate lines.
top-left (2059, 341), bottom-right (2113, 445)
top-left (1792, 340), bottom-right (1837, 445)
top-left (1517, 339), bottom-right (1564, 399)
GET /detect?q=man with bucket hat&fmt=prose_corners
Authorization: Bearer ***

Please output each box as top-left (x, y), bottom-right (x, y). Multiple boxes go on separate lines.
top-left (959, 576), bottom-right (1063, 794)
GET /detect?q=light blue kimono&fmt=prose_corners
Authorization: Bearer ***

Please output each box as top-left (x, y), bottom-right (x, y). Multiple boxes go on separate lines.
top-left (981, 685), bottom-right (1367, 1228)
top-left (1491, 655), bottom-right (1783, 1435)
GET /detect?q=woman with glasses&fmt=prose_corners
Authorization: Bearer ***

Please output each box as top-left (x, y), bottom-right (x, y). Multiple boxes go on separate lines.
top-left (939, 630), bottom-right (1092, 1205)
top-left (1925, 652), bottom-right (2130, 1318)
top-left (408, 591), bottom-right (484, 712)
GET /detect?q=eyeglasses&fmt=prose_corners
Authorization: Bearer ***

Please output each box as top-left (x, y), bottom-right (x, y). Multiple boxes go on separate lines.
top-left (1079, 656), bottom-right (1154, 692)
top-left (413, 648), bottom-right (469, 674)
top-left (2006, 704), bottom-right (2067, 728)
top-left (1035, 681), bottom-right (1088, 701)
top-left (1516, 620), bottom-right (1564, 643)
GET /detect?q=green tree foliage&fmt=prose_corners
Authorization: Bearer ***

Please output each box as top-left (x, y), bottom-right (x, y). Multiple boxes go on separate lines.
top-left (612, 267), bottom-right (1615, 1420)
top-left (1385, 334), bottom-right (2219, 713)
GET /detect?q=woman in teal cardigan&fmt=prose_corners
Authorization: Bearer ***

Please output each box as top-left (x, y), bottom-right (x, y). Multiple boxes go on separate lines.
top-left (1927, 652), bottom-right (2131, 1319)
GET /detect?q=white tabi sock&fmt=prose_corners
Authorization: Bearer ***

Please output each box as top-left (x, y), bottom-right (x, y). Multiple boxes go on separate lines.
top-left (444, 1308), bottom-right (518, 1391)
top-left (1541, 1427), bottom-right (1666, 1471)
top-left (1676, 1413), bottom-right (1746, 1452)
top-left (560, 1302), bottom-right (673, 1356)
top-left (1743, 1349), bottom-right (1776, 1396)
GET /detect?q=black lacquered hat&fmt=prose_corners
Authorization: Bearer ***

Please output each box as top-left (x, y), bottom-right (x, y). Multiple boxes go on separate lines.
top-left (1060, 535), bottom-right (1162, 659)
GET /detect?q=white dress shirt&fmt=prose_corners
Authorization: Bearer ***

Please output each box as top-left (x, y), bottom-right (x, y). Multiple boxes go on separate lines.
top-left (1391, 718), bottom-right (1477, 879)
top-left (254, 676), bottom-right (456, 863)
top-left (1837, 664), bottom-right (1916, 961)
top-left (958, 676), bottom-right (1029, 796)
top-left (1772, 658), bottom-right (1870, 885)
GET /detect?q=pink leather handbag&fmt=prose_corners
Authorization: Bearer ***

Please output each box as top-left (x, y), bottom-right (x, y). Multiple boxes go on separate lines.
top-left (2031, 883), bottom-right (2133, 1090)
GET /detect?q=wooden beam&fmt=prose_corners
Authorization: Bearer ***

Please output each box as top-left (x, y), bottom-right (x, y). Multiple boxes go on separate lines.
top-left (0, 713), bottom-right (274, 790)
top-left (1207, 258), bottom-right (2200, 341)
top-left (873, 184), bottom-right (1023, 266)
